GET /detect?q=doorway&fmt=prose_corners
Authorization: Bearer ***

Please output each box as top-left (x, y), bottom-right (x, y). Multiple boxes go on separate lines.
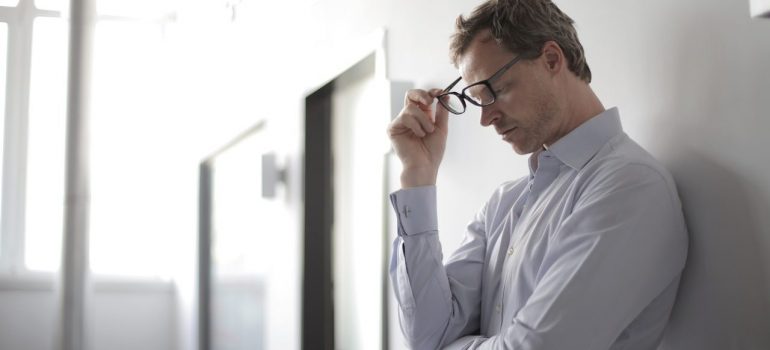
top-left (303, 51), bottom-right (410, 350)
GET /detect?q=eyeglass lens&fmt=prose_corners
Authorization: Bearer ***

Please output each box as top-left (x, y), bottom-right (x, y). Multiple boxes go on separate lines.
top-left (465, 84), bottom-right (495, 105)
top-left (442, 94), bottom-right (465, 114)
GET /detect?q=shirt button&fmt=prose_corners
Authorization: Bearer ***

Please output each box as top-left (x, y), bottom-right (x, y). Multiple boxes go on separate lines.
top-left (507, 247), bottom-right (514, 256)
top-left (495, 304), bottom-right (502, 313)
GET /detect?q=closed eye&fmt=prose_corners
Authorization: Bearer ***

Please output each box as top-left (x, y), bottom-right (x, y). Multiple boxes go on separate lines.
top-left (494, 81), bottom-right (513, 95)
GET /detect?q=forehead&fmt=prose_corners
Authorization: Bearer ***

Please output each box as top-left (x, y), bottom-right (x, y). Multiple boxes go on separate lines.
top-left (457, 32), bottom-right (517, 84)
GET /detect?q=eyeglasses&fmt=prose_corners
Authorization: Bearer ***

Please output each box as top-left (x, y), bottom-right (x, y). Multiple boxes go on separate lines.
top-left (437, 55), bottom-right (523, 115)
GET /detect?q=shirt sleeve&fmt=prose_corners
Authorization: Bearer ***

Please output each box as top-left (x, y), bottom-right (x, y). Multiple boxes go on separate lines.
top-left (389, 185), bottom-right (488, 350)
top-left (463, 163), bottom-right (688, 349)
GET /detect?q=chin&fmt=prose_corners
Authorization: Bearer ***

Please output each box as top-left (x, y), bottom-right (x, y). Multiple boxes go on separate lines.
top-left (511, 146), bottom-right (526, 155)
top-left (510, 143), bottom-right (530, 155)
top-left (510, 141), bottom-right (538, 155)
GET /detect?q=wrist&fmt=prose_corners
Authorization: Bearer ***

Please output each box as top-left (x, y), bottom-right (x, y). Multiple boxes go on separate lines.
top-left (400, 167), bottom-right (437, 188)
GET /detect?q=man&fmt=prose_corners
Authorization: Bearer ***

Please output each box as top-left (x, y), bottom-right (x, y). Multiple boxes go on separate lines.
top-left (386, 0), bottom-right (688, 349)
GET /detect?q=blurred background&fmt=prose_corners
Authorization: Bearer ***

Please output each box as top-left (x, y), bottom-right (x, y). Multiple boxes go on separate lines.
top-left (0, 0), bottom-right (769, 349)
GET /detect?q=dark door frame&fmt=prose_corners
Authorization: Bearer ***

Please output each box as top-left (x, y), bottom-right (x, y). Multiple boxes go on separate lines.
top-left (302, 81), bottom-right (336, 350)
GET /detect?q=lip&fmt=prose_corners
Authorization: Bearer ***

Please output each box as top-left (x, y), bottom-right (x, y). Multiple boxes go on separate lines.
top-left (499, 127), bottom-right (517, 139)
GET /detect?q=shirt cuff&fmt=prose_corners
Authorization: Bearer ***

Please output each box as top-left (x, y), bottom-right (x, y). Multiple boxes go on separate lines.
top-left (389, 185), bottom-right (438, 237)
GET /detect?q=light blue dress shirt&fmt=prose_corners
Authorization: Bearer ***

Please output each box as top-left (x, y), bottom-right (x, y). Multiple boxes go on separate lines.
top-left (388, 108), bottom-right (688, 350)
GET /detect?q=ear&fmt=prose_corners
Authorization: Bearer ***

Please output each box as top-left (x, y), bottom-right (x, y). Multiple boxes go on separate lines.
top-left (540, 41), bottom-right (564, 76)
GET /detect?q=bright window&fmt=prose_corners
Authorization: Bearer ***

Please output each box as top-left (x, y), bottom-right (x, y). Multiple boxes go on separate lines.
top-left (5, 0), bottom-right (179, 277)
top-left (24, 17), bottom-right (68, 271)
top-left (32, 0), bottom-right (60, 11)
top-left (0, 0), bottom-right (19, 7)
top-left (88, 20), bottom-right (177, 277)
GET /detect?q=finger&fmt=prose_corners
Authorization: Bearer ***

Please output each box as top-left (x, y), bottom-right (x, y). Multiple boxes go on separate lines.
top-left (404, 105), bottom-right (435, 133)
top-left (428, 88), bottom-right (449, 128)
top-left (390, 108), bottom-right (429, 137)
top-left (401, 114), bottom-right (427, 137)
top-left (405, 89), bottom-right (435, 108)
top-left (428, 88), bottom-right (444, 98)
top-left (434, 95), bottom-right (450, 130)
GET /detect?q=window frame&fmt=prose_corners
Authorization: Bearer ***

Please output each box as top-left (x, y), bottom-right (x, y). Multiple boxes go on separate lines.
top-left (0, 0), bottom-right (60, 277)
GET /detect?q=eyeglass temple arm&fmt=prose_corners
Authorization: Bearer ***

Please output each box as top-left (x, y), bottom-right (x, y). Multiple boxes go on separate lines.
top-left (488, 56), bottom-right (521, 82)
top-left (443, 76), bottom-right (463, 93)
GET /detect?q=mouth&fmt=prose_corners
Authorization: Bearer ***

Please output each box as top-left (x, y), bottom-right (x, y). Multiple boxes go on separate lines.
top-left (499, 127), bottom-right (517, 139)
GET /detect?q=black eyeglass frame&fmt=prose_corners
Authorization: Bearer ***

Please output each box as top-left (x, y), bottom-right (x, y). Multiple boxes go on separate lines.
top-left (437, 54), bottom-right (524, 115)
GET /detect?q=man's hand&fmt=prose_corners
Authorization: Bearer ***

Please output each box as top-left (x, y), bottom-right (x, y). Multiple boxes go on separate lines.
top-left (387, 88), bottom-right (449, 188)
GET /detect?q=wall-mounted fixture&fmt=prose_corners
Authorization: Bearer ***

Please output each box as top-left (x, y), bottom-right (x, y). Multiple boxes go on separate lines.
top-left (262, 153), bottom-right (286, 199)
top-left (750, 0), bottom-right (770, 18)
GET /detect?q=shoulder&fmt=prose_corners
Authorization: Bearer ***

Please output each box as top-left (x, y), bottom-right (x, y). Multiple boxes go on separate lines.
top-left (576, 133), bottom-right (681, 205)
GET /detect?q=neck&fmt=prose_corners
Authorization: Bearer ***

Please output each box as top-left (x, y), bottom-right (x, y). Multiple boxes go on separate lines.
top-left (547, 80), bottom-right (605, 147)
top-left (571, 83), bottom-right (605, 124)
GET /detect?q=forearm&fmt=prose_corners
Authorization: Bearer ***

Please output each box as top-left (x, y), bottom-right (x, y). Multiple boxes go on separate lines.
top-left (391, 233), bottom-right (454, 349)
top-left (389, 186), bottom-right (453, 348)
top-left (389, 186), bottom-right (488, 349)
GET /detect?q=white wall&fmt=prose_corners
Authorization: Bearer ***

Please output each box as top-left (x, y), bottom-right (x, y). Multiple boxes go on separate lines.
top-left (0, 289), bottom-right (57, 350)
top-left (0, 282), bottom-right (175, 350)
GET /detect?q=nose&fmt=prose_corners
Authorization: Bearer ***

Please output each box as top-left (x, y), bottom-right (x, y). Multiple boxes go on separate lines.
top-left (479, 105), bottom-right (500, 127)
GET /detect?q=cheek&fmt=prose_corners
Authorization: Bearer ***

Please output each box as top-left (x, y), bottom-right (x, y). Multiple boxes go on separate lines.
top-left (506, 85), bottom-right (540, 113)
top-left (496, 93), bottom-right (530, 120)
top-left (523, 88), bottom-right (557, 124)
top-left (499, 79), bottom-right (553, 128)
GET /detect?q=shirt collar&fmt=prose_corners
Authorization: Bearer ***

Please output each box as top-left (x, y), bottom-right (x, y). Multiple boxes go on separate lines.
top-left (545, 107), bottom-right (623, 171)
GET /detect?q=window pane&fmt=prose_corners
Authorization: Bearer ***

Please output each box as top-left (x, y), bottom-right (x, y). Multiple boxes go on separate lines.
top-left (33, 0), bottom-right (62, 11)
top-left (89, 20), bottom-right (177, 277)
top-left (0, 23), bottom-right (7, 255)
top-left (25, 17), bottom-right (68, 271)
top-left (0, 0), bottom-right (19, 7)
top-left (210, 134), bottom-right (270, 350)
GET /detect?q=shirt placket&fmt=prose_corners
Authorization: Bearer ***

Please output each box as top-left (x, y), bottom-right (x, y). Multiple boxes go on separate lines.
top-left (497, 152), bottom-right (561, 332)
top-left (489, 185), bottom-right (530, 333)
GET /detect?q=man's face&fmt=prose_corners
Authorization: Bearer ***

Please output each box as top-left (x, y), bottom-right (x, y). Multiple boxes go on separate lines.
top-left (457, 34), bottom-right (564, 155)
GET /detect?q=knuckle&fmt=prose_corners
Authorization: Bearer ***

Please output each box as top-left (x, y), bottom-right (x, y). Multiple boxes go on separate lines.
top-left (406, 89), bottom-right (429, 102)
top-left (396, 107), bottom-right (414, 120)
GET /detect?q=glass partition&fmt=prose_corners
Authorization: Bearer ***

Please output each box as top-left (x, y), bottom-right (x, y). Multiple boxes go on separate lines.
top-left (201, 123), bottom-right (299, 350)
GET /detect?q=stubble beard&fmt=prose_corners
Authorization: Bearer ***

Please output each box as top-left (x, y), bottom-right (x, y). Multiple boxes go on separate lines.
top-left (514, 92), bottom-right (560, 155)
